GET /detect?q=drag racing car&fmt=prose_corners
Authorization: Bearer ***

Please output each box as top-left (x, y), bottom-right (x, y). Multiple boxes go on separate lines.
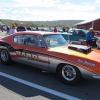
top-left (0, 31), bottom-right (100, 85)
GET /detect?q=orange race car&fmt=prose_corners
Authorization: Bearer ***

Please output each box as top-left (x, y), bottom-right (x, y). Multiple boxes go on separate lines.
top-left (0, 31), bottom-right (100, 85)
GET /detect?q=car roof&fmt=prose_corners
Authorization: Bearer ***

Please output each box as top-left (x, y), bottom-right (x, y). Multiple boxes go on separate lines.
top-left (14, 31), bottom-right (59, 35)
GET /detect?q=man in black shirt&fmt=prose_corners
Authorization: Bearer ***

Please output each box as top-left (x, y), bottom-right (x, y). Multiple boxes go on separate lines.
top-left (17, 22), bottom-right (26, 32)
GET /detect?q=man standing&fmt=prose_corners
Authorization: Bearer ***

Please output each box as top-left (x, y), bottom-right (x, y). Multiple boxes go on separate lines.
top-left (1, 25), bottom-right (3, 32)
top-left (54, 27), bottom-right (57, 32)
top-left (17, 22), bottom-right (26, 32)
top-left (63, 27), bottom-right (66, 32)
top-left (6, 26), bottom-right (10, 35)
top-left (86, 28), bottom-right (96, 47)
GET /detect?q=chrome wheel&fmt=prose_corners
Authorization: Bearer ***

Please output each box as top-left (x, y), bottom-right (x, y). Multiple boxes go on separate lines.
top-left (1, 50), bottom-right (8, 61)
top-left (0, 49), bottom-right (12, 65)
top-left (62, 65), bottom-right (76, 81)
top-left (57, 64), bottom-right (81, 85)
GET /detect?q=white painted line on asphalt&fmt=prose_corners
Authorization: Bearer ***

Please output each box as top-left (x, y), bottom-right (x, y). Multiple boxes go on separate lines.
top-left (0, 72), bottom-right (81, 100)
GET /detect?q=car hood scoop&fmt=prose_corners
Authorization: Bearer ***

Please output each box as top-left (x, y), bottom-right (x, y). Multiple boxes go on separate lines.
top-left (68, 44), bottom-right (91, 54)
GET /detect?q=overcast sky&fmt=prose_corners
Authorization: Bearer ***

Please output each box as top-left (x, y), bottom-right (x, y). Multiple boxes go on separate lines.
top-left (0, 0), bottom-right (100, 21)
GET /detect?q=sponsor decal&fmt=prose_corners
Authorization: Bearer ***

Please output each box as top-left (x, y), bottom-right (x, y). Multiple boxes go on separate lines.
top-left (78, 59), bottom-right (95, 67)
top-left (16, 51), bottom-right (50, 64)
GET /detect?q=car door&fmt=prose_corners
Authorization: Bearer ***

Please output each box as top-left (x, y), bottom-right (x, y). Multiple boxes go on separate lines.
top-left (77, 30), bottom-right (86, 40)
top-left (16, 34), bottom-right (49, 70)
top-left (71, 30), bottom-right (86, 41)
top-left (71, 30), bottom-right (79, 41)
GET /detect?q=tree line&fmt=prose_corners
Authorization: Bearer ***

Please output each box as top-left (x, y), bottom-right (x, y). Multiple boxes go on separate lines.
top-left (0, 19), bottom-right (83, 27)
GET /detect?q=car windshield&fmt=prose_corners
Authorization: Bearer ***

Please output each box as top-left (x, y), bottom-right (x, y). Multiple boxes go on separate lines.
top-left (43, 34), bottom-right (68, 48)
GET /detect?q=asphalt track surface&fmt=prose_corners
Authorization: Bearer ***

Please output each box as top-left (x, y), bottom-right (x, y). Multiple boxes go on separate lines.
top-left (0, 31), bottom-right (100, 100)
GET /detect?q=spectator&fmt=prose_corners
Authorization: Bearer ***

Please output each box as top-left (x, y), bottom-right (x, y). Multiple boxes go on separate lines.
top-left (17, 22), bottom-right (26, 32)
top-left (6, 26), bottom-right (10, 35)
top-left (1, 25), bottom-right (3, 32)
top-left (54, 27), bottom-right (57, 32)
top-left (66, 27), bottom-right (69, 32)
top-left (86, 28), bottom-right (96, 47)
top-left (27, 25), bottom-right (31, 30)
top-left (9, 25), bottom-right (17, 35)
top-left (36, 27), bottom-right (38, 31)
top-left (63, 27), bottom-right (66, 32)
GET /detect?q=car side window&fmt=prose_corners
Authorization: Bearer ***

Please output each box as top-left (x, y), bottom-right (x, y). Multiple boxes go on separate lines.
top-left (13, 34), bottom-right (45, 47)
top-left (71, 30), bottom-right (86, 41)
top-left (13, 35), bottom-right (25, 44)
top-left (24, 35), bottom-right (33, 45)
top-left (73, 30), bottom-right (78, 36)
top-left (78, 30), bottom-right (86, 37)
top-left (76, 30), bottom-right (86, 41)
top-left (71, 30), bottom-right (79, 41)
top-left (37, 35), bottom-right (45, 47)
top-left (24, 34), bottom-right (45, 47)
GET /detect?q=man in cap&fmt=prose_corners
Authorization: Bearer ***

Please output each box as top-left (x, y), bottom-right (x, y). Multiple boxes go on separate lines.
top-left (17, 22), bottom-right (26, 32)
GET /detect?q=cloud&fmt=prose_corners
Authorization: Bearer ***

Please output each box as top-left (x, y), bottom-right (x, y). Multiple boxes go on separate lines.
top-left (3, 8), bottom-right (13, 12)
top-left (58, 2), bottom-right (96, 11)
top-left (0, 0), bottom-right (99, 21)
top-left (10, 7), bottom-right (100, 21)
top-left (0, 12), bottom-right (7, 17)
top-left (95, 0), bottom-right (100, 3)
top-left (13, 0), bottom-right (61, 7)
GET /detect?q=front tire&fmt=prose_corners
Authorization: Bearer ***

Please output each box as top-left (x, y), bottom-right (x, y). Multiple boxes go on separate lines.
top-left (0, 49), bottom-right (12, 65)
top-left (57, 64), bottom-right (82, 85)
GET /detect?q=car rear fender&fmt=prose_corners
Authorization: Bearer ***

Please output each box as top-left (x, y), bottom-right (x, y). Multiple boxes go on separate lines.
top-left (0, 42), bottom-right (15, 52)
top-left (56, 63), bottom-right (96, 79)
top-left (0, 46), bottom-right (9, 52)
